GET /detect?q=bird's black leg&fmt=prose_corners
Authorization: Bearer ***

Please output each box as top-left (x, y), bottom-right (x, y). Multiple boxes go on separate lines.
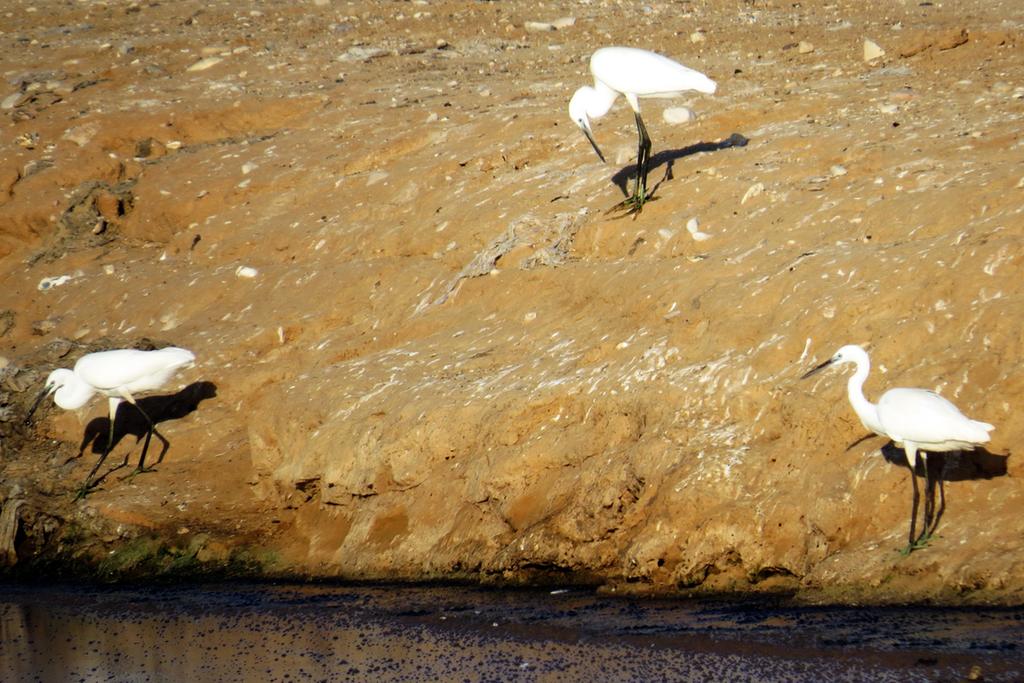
top-left (75, 405), bottom-right (120, 499)
top-left (77, 441), bottom-right (113, 500)
top-left (634, 111), bottom-right (653, 205)
top-left (901, 461), bottom-right (921, 555)
top-left (917, 455), bottom-right (934, 545)
top-left (931, 480), bottom-right (946, 537)
top-left (607, 112), bottom-right (656, 217)
top-left (122, 402), bottom-right (169, 480)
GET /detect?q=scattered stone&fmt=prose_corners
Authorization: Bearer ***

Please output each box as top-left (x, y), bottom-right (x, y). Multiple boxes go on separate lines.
top-left (662, 107), bottom-right (696, 124)
top-left (134, 137), bottom-right (167, 159)
top-left (888, 87), bottom-right (915, 102)
top-left (31, 317), bottom-right (58, 336)
top-left (551, 17), bottom-right (576, 29)
top-left (686, 217), bottom-right (711, 241)
top-left (241, 162), bottom-right (257, 175)
top-left (45, 338), bottom-right (73, 359)
top-left (336, 46), bottom-right (386, 62)
top-left (1, 92), bottom-right (24, 110)
top-left (877, 102), bottom-right (899, 114)
top-left (524, 21), bottom-right (556, 32)
top-left (62, 122), bottom-right (99, 146)
top-left (235, 266), bottom-right (258, 279)
top-left (186, 56), bottom-right (224, 72)
top-left (863, 39), bottom-right (885, 61)
top-left (798, 40), bottom-right (815, 54)
top-left (15, 132), bottom-right (38, 149)
top-left (37, 275), bottom-right (76, 291)
top-left (830, 164), bottom-right (848, 177)
top-left (690, 30), bottom-right (707, 43)
top-left (22, 159), bottom-right (53, 178)
top-left (741, 182), bottom-right (764, 205)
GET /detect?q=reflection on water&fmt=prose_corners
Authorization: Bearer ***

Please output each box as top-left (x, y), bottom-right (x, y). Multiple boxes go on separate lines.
top-left (2, 582), bottom-right (1022, 682)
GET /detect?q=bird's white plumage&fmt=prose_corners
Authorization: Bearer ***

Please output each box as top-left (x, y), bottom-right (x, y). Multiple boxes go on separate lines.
top-left (27, 346), bottom-right (197, 495)
top-left (569, 47), bottom-right (716, 130)
top-left (804, 343), bottom-right (994, 551)
top-left (877, 387), bottom-right (994, 451)
top-left (45, 347), bottom-right (196, 410)
top-left (810, 344), bottom-right (993, 465)
top-left (567, 46), bottom-right (717, 211)
top-left (589, 47), bottom-right (717, 102)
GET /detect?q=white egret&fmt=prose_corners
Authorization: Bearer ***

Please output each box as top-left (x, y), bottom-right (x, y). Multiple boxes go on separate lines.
top-left (568, 46), bottom-right (717, 214)
top-left (26, 347), bottom-right (196, 495)
top-left (802, 344), bottom-right (994, 553)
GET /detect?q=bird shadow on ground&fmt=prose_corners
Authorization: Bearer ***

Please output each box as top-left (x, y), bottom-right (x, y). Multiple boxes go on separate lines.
top-left (610, 132), bottom-right (750, 199)
top-left (877, 441), bottom-right (1010, 482)
top-left (874, 440), bottom-right (1009, 549)
top-left (73, 381), bottom-right (217, 486)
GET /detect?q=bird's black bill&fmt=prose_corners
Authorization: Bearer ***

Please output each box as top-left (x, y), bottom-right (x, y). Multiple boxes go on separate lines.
top-left (800, 358), bottom-right (834, 380)
top-left (24, 386), bottom-right (50, 425)
top-left (582, 128), bottom-right (606, 163)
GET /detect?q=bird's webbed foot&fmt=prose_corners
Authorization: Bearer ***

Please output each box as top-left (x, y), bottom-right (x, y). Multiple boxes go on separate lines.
top-left (605, 192), bottom-right (656, 218)
top-left (120, 465), bottom-right (157, 483)
top-left (899, 534), bottom-right (933, 556)
top-left (74, 482), bottom-right (98, 501)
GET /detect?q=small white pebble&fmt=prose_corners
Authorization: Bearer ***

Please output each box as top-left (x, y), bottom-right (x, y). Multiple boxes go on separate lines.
top-left (863, 39), bottom-right (885, 61)
top-left (663, 106), bottom-right (696, 124)
top-left (741, 182), bottom-right (764, 204)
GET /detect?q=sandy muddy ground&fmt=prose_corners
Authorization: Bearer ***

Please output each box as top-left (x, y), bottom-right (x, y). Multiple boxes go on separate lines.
top-left (1, 0), bottom-right (1023, 600)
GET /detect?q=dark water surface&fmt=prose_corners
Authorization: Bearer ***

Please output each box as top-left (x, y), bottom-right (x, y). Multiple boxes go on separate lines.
top-left (1, 582), bottom-right (1021, 682)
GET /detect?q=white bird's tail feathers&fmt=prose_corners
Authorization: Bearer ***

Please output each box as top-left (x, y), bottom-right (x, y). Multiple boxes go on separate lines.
top-left (968, 419), bottom-right (995, 444)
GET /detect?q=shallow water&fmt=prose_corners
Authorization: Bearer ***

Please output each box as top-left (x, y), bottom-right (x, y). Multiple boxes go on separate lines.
top-left (1, 582), bottom-right (1021, 682)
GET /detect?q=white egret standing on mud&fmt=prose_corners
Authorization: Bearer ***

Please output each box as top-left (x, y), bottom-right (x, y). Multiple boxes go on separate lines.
top-left (802, 344), bottom-right (994, 554)
top-left (568, 46), bottom-right (717, 214)
top-left (26, 347), bottom-right (196, 496)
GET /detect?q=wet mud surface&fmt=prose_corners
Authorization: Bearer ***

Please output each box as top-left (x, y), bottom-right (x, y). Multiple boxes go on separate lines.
top-left (2, 582), bottom-right (1021, 682)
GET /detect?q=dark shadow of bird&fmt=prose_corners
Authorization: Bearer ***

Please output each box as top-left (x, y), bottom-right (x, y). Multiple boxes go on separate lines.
top-left (73, 381), bottom-right (217, 487)
top-left (610, 132), bottom-right (750, 199)
top-left (875, 441), bottom-right (1008, 553)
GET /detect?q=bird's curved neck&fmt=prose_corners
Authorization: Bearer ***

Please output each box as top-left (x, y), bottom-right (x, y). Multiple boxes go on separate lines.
top-left (54, 377), bottom-right (96, 410)
top-left (587, 81), bottom-right (620, 119)
top-left (846, 358), bottom-right (884, 435)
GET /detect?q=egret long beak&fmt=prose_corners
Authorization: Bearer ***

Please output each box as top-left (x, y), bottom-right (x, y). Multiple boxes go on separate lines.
top-left (24, 384), bottom-right (52, 426)
top-left (581, 126), bottom-right (606, 164)
top-left (800, 358), bottom-right (834, 380)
